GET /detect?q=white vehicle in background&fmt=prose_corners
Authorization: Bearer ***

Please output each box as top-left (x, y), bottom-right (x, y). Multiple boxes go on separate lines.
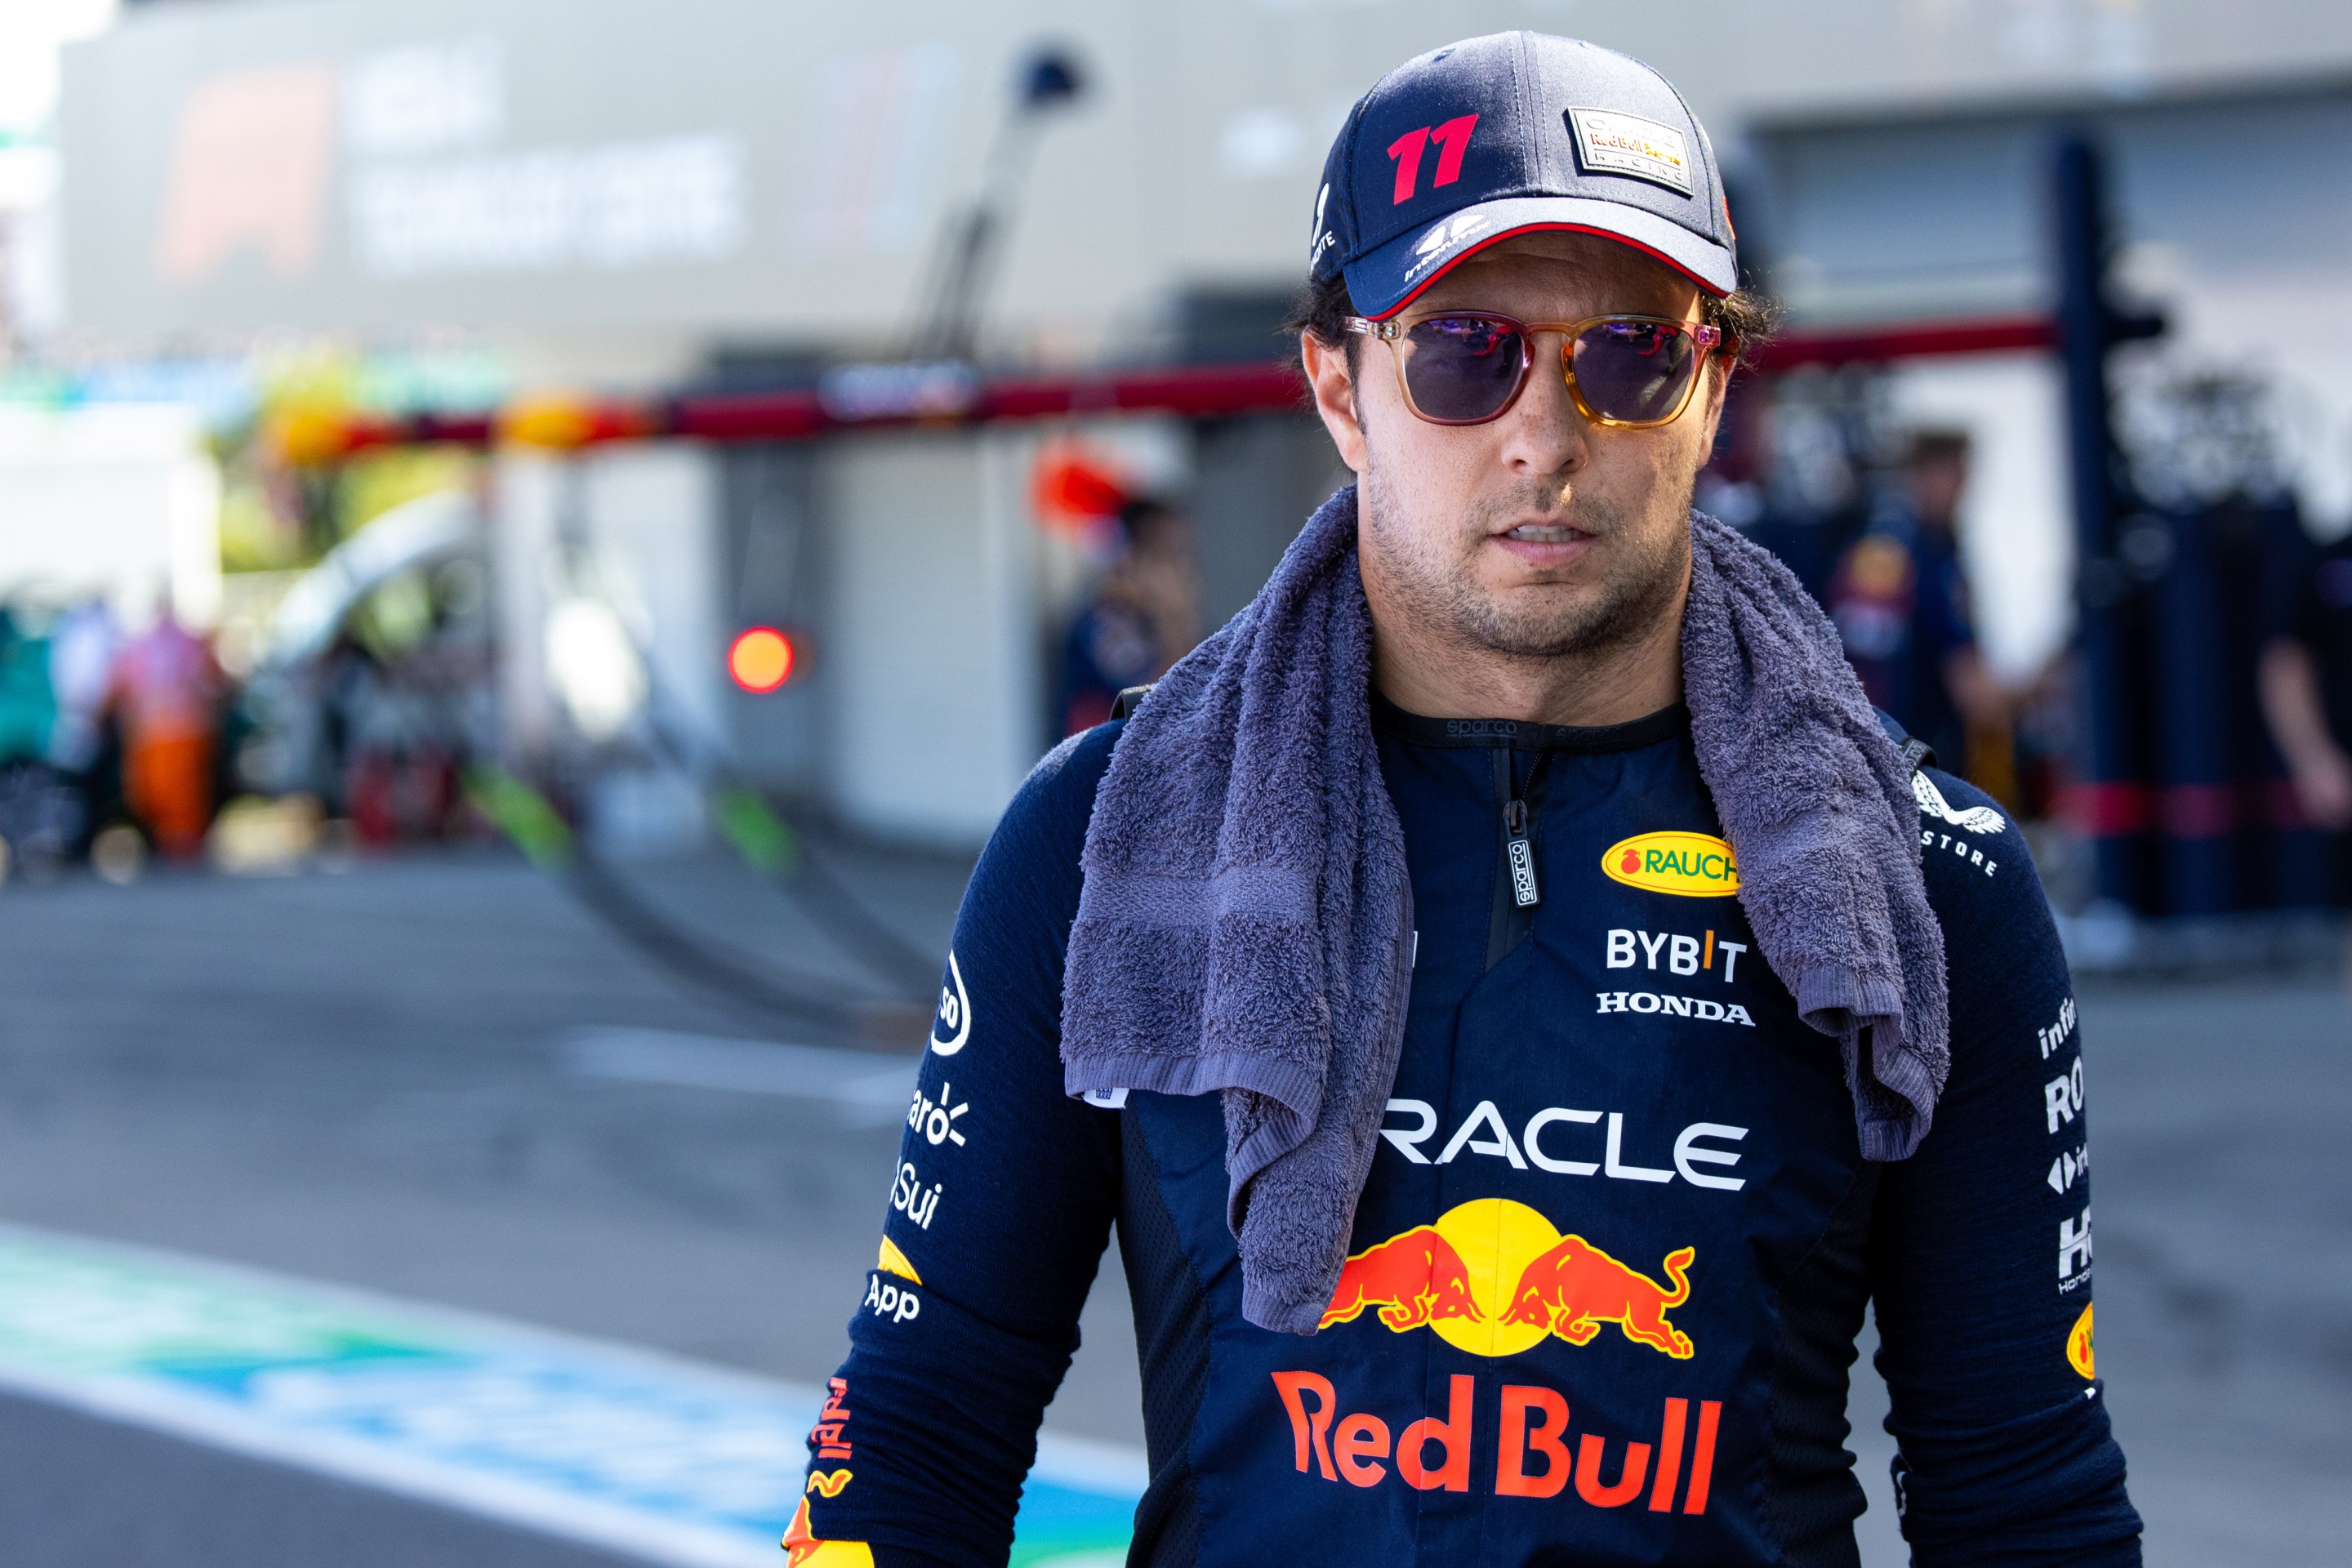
top-left (234, 489), bottom-right (494, 835)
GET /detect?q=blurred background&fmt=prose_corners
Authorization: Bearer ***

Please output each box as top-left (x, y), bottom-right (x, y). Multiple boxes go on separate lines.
top-left (0, 1), bottom-right (2344, 1565)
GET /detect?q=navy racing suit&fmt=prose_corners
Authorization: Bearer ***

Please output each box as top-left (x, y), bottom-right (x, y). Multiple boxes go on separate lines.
top-left (806, 697), bottom-right (2140, 1567)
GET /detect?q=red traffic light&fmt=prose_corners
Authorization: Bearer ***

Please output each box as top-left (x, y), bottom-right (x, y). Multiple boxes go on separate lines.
top-left (728, 627), bottom-right (796, 693)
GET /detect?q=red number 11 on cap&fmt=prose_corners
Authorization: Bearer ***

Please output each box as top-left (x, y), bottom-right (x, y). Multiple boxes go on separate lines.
top-left (1388, 114), bottom-right (1479, 205)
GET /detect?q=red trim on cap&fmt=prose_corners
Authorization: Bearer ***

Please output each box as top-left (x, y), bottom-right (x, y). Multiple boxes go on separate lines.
top-left (1368, 221), bottom-right (1732, 321)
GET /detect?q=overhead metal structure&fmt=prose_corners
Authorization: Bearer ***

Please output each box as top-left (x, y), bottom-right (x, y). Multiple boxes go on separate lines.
top-left (267, 314), bottom-right (2068, 464)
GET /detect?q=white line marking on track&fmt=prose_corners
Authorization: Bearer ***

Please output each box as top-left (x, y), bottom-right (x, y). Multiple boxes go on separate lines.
top-left (561, 1028), bottom-right (917, 1125)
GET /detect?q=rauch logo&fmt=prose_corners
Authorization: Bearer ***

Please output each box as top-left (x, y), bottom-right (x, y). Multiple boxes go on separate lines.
top-left (1601, 832), bottom-right (1740, 898)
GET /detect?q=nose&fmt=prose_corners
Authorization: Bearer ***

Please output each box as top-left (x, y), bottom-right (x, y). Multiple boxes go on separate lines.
top-left (1494, 328), bottom-right (1591, 484)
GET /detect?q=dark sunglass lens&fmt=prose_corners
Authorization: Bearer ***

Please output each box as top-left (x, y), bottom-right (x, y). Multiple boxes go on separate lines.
top-left (1401, 316), bottom-right (1524, 422)
top-left (1572, 321), bottom-right (1697, 424)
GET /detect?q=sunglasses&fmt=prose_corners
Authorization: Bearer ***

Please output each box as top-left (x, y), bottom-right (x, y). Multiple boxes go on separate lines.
top-left (1344, 312), bottom-right (1726, 430)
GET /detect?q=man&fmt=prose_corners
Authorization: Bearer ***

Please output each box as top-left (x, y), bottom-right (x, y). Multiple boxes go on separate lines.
top-left (2258, 528), bottom-right (2352, 915)
top-left (1825, 432), bottom-right (2006, 784)
top-left (1058, 498), bottom-right (1204, 737)
top-left (795, 34), bottom-right (2136, 1568)
top-left (105, 596), bottom-right (223, 860)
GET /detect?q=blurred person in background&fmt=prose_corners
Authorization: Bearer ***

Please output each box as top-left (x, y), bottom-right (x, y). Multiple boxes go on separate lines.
top-left (46, 596), bottom-right (121, 850)
top-left (1826, 431), bottom-right (2007, 783)
top-left (0, 607), bottom-right (71, 874)
top-left (1702, 381), bottom-right (1841, 605)
top-left (0, 608), bottom-right (54, 772)
top-left (47, 597), bottom-right (118, 777)
top-left (2258, 538), bottom-right (2352, 908)
top-left (317, 630), bottom-right (381, 819)
top-left (1055, 497), bottom-right (1202, 735)
top-left (105, 598), bottom-right (224, 861)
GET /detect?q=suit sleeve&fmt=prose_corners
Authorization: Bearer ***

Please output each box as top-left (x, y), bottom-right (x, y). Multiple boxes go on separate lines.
top-left (1870, 770), bottom-right (2142, 1566)
top-left (803, 728), bottom-right (1125, 1568)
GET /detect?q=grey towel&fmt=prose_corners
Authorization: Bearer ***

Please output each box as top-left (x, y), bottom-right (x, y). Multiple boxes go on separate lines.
top-left (1062, 486), bottom-right (1948, 1335)
top-left (1679, 515), bottom-right (1951, 1163)
top-left (1060, 488), bottom-right (1415, 1334)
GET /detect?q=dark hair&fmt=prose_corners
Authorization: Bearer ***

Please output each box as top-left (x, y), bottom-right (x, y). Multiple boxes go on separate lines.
top-left (1906, 430), bottom-right (1971, 469)
top-left (1283, 267), bottom-right (1780, 371)
top-left (1118, 496), bottom-right (1178, 544)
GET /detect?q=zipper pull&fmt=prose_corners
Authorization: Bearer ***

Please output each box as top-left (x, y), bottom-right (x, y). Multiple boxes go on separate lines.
top-left (1504, 797), bottom-right (1539, 909)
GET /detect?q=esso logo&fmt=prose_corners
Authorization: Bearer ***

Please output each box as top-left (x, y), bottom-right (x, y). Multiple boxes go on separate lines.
top-left (929, 951), bottom-right (971, 1056)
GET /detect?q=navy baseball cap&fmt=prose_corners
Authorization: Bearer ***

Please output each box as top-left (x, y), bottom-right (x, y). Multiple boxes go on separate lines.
top-left (1308, 33), bottom-right (1737, 318)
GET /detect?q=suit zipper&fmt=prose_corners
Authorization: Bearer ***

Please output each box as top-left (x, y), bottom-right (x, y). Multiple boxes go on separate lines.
top-left (1485, 748), bottom-right (1550, 971)
top-left (1503, 797), bottom-right (1540, 909)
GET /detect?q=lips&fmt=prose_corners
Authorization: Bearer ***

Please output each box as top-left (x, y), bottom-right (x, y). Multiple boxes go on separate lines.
top-left (1492, 522), bottom-right (1594, 567)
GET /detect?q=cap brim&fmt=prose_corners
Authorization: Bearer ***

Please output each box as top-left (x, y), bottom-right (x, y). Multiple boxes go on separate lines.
top-left (1344, 194), bottom-right (1737, 320)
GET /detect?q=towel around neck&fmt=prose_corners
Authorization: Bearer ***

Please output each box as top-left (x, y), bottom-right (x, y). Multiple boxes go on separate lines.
top-left (1060, 485), bottom-right (1948, 1334)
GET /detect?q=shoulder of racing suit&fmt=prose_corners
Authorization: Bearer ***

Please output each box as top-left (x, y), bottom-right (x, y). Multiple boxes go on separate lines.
top-left (1908, 759), bottom-right (2029, 929)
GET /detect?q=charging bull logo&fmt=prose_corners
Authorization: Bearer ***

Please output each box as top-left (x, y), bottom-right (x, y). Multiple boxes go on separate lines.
top-left (1505, 1237), bottom-right (1695, 1358)
top-left (1321, 1227), bottom-right (1485, 1331)
top-left (1321, 1199), bottom-right (1696, 1360)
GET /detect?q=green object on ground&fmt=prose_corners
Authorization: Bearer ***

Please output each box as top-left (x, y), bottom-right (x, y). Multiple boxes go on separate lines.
top-left (463, 769), bottom-right (574, 871)
top-left (713, 786), bottom-right (797, 876)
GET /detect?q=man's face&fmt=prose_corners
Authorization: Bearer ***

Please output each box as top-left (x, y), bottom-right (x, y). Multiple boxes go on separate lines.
top-left (1909, 454), bottom-right (1967, 532)
top-left (1306, 233), bottom-right (1728, 662)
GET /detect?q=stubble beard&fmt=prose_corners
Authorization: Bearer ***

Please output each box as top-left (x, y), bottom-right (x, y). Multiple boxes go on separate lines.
top-left (1362, 458), bottom-right (1694, 663)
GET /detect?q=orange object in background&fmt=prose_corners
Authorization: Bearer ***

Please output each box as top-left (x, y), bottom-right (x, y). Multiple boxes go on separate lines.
top-left (498, 394), bottom-right (661, 452)
top-left (728, 627), bottom-right (796, 693)
top-left (109, 612), bottom-right (225, 860)
top-left (126, 731), bottom-right (215, 859)
top-left (265, 403), bottom-right (392, 466)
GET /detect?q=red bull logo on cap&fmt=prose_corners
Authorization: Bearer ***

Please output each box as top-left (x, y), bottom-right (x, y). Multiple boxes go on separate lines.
top-left (1320, 1199), bottom-right (1696, 1360)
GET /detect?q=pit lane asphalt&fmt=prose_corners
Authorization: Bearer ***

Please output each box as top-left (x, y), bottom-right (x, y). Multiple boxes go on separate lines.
top-left (0, 848), bottom-right (2340, 1566)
